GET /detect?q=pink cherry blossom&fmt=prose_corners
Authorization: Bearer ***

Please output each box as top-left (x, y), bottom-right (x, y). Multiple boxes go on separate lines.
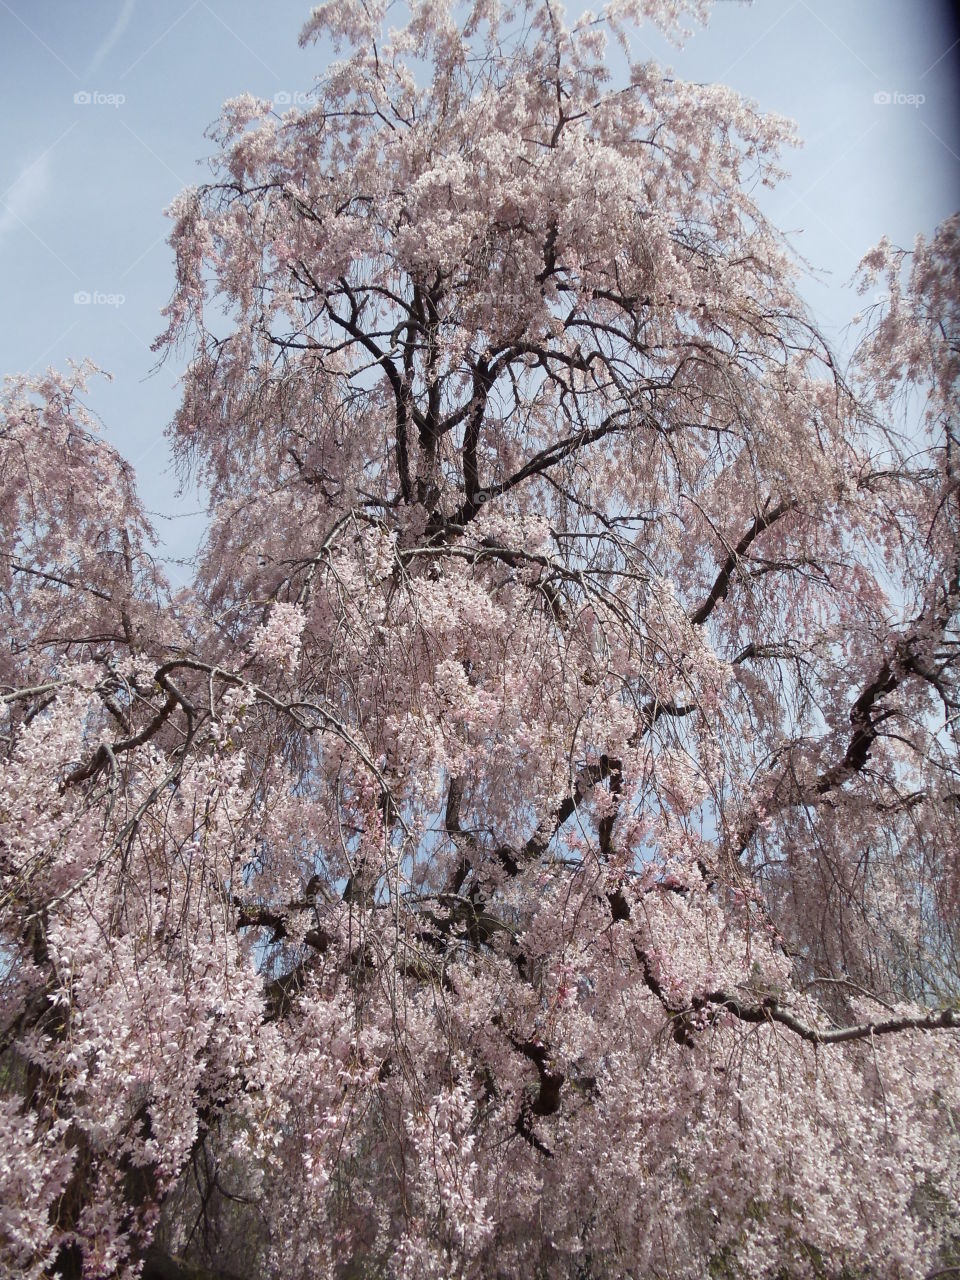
top-left (2, 2), bottom-right (959, 1277)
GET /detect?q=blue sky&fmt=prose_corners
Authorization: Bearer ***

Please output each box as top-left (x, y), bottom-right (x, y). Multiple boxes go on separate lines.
top-left (1, 0), bottom-right (958, 585)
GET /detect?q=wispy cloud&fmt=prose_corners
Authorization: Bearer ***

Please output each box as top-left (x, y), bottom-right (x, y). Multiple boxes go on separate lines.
top-left (0, 154), bottom-right (52, 248)
top-left (85, 0), bottom-right (137, 76)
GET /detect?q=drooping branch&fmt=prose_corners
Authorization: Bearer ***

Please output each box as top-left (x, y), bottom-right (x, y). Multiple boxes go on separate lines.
top-left (813, 658), bottom-right (899, 795)
top-left (323, 274), bottom-right (415, 503)
top-left (448, 408), bottom-right (635, 525)
top-left (690, 496), bottom-right (799, 627)
top-left (629, 924), bottom-right (960, 1049)
top-left (233, 899), bottom-right (333, 953)
top-left (692, 992), bottom-right (960, 1045)
top-left (63, 690), bottom-right (180, 786)
top-left (733, 577), bottom-right (960, 856)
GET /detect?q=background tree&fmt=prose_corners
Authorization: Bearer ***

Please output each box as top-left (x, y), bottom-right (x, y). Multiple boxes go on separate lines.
top-left (2, 1), bottom-right (959, 1276)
